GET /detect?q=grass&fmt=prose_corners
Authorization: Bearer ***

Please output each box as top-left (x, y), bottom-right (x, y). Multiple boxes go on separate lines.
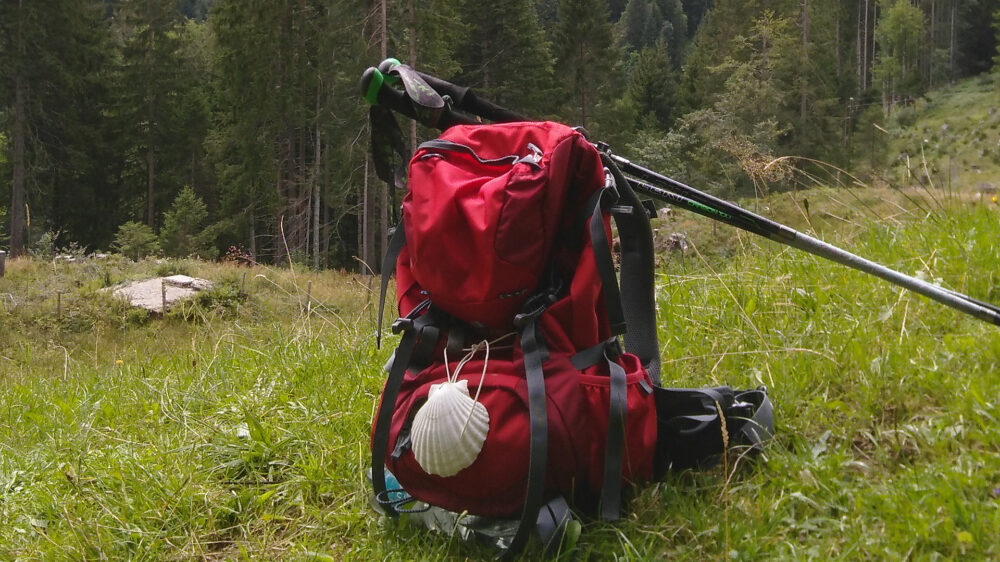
top-left (885, 73), bottom-right (1000, 193)
top-left (1, 197), bottom-right (999, 560)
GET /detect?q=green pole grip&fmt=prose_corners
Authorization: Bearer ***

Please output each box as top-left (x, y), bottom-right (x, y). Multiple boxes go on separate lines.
top-left (363, 68), bottom-right (385, 105)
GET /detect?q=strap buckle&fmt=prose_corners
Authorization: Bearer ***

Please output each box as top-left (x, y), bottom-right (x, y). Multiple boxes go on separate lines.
top-left (604, 337), bottom-right (624, 361)
top-left (602, 168), bottom-right (620, 204)
top-left (513, 292), bottom-right (558, 329)
top-left (391, 299), bottom-right (432, 334)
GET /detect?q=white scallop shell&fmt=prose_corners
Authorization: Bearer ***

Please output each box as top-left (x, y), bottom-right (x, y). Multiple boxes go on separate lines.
top-left (410, 379), bottom-right (490, 477)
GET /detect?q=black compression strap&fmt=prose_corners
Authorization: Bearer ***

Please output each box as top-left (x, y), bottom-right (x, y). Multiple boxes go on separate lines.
top-left (376, 221), bottom-right (407, 348)
top-left (601, 154), bottom-right (661, 384)
top-left (536, 496), bottom-right (573, 557)
top-left (586, 188), bottom-right (627, 335)
top-left (506, 319), bottom-right (549, 557)
top-left (371, 312), bottom-right (436, 516)
top-left (600, 354), bottom-right (627, 521)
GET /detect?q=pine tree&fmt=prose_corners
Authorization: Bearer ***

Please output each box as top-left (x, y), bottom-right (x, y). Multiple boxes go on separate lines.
top-left (555, 0), bottom-right (616, 128)
top-left (0, 0), bottom-right (114, 254)
top-left (110, 0), bottom-right (208, 229)
top-left (160, 186), bottom-right (215, 258)
top-left (874, 0), bottom-right (926, 114)
top-left (454, 0), bottom-right (557, 117)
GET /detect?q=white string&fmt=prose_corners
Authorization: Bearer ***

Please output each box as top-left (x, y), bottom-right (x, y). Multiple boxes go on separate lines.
top-left (440, 332), bottom-right (517, 437)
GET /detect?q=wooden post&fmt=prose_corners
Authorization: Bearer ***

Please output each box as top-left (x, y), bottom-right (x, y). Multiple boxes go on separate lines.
top-left (161, 281), bottom-right (167, 314)
top-left (57, 291), bottom-right (62, 318)
top-left (240, 271), bottom-right (247, 297)
top-left (0, 250), bottom-right (5, 278)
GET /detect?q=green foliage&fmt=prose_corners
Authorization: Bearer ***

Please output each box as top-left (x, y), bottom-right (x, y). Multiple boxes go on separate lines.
top-left (993, 7), bottom-right (1000, 71)
top-left (5, 0), bottom-right (1000, 264)
top-left (453, 0), bottom-right (557, 116)
top-left (555, 0), bottom-right (617, 128)
top-left (874, 0), bottom-right (926, 111)
top-left (112, 221), bottom-right (160, 260)
top-left (618, 0), bottom-right (688, 64)
top-left (656, 10), bottom-right (795, 195)
top-left (160, 187), bottom-right (216, 259)
top-left (29, 231), bottom-right (60, 260)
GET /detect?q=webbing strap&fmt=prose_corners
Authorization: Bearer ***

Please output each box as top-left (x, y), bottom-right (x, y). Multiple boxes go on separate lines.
top-left (586, 188), bottom-right (627, 335)
top-left (601, 154), bottom-right (661, 384)
top-left (505, 319), bottom-right (549, 557)
top-left (371, 307), bottom-right (437, 516)
top-left (600, 353), bottom-right (627, 521)
top-left (536, 496), bottom-right (574, 557)
top-left (376, 221), bottom-right (407, 348)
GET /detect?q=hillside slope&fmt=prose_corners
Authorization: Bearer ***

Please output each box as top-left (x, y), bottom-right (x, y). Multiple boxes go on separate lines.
top-left (885, 74), bottom-right (1000, 194)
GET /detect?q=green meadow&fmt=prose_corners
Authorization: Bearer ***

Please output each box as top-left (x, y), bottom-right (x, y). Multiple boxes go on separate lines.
top-left (1, 193), bottom-right (998, 560)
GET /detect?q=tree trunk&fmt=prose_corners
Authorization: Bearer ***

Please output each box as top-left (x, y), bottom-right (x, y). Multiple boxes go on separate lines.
top-left (145, 3), bottom-right (156, 229)
top-left (800, 0), bottom-right (809, 123)
top-left (11, 70), bottom-right (27, 256)
top-left (862, 0), bottom-right (869, 92)
top-left (927, 0), bottom-right (937, 88)
top-left (949, 0), bottom-right (956, 81)
top-left (146, 146), bottom-right (155, 227)
top-left (313, 121), bottom-right (321, 270)
top-left (857, 0), bottom-right (863, 96)
top-left (408, 0), bottom-right (418, 153)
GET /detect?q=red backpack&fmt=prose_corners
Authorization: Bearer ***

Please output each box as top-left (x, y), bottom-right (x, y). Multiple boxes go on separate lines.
top-left (370, 121), bottom-right (772, 555)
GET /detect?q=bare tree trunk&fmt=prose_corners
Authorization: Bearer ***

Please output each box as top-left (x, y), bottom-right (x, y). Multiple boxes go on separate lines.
top-left (857, 0), bottom-right (863, 96)
top-left (949, 0), bottom-right (956, 82)
top-left (835, 0), bottom-right (842, 80)
top-left (313, 121), bottom-right (321, 270)
top-left (408, 0), bottom-right (417, 153)
top-left (11, 69), bottom-right (27, 256)
top-left (145, 3), bottom-right (156, 229)
top-left (801, 0), bottom-right (809, 123)
top-left (863, 0), bottom-right (869, 92)
top-left (146, 146), bottom-right (155, 227)
top-left (927, 0), bottom-right (937, 88)
top-left (249, 213), bottom-right (256, 258)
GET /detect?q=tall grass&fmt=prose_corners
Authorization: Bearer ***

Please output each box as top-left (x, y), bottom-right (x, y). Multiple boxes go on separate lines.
top-left (1, 203), bottom-right (998, 559)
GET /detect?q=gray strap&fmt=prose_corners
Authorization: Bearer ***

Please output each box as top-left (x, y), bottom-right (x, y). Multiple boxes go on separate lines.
top-left (600, 354), bottom-right (627, 521)
top-left (505, 319), bottom-right (549, 557)
top-left (586, 187), bottom-right (627, 335)
top-left (601, 154), bottom-right (661, 384)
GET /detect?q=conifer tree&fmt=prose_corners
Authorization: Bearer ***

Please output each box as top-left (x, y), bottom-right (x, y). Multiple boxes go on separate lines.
top-left (555, 0), bottom-right (616, 128)
top-left (453, 0), bottom-right (556, 117)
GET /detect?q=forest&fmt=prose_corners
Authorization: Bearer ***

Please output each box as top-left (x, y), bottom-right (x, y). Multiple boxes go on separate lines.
top-left (1, 0), bottom-right (999, 269)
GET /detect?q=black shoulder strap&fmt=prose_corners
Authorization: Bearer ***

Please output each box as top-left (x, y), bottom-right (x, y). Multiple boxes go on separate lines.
top-left (376, 221), bottom-right (407, 348)
top-left (371, 301), bottom-right (436, 515)
top-left (601, 153), bottom-right (661, 385)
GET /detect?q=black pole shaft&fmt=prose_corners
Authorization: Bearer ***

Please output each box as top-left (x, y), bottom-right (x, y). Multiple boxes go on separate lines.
top-left (625, 168), bottom-right (1000, 327)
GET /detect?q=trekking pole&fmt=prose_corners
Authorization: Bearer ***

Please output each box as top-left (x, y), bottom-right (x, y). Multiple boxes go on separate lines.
top-left (620, 169), bottom-right (1000, 327)
top-left (360, 60), bottom-right (1000, 328)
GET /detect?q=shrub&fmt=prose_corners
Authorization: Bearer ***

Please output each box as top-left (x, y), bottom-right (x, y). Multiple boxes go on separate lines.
top-left (113, 221), bottom-right (160, 260)
top-left (160, 187), bottom-right (217, 259)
